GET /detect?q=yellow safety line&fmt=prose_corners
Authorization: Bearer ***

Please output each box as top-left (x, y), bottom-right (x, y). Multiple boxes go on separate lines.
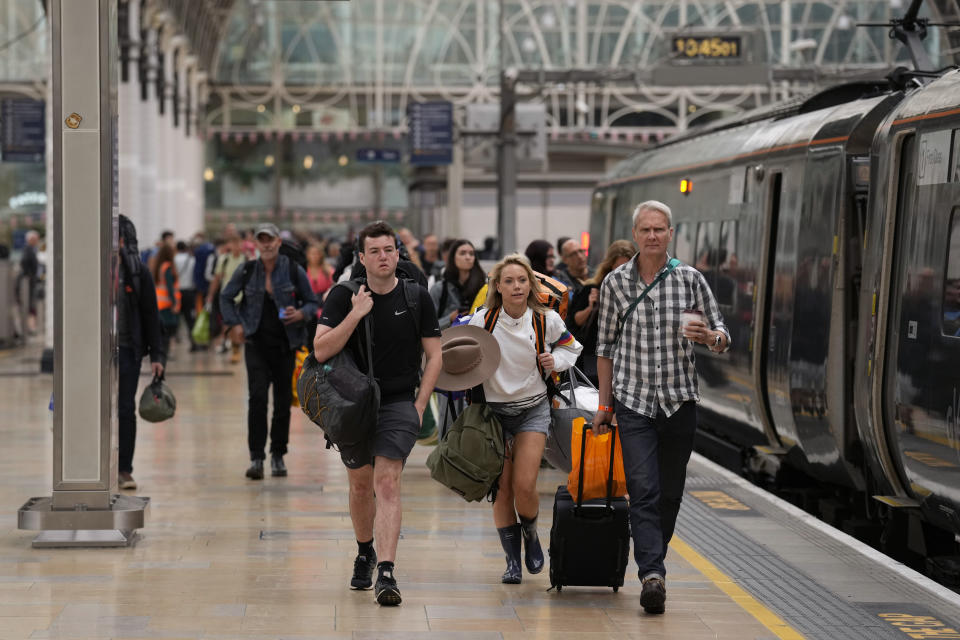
top-left (670, 537), bottom-right (806, 640)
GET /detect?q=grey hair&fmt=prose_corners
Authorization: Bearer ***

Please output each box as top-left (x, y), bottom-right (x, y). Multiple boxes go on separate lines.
top-left (25, 230), bottom-right (39, 241)
top-left (631, 200), bottom-right (673, 228)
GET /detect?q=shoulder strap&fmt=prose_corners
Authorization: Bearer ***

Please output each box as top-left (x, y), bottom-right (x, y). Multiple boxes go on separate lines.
top-left (402, 279), bottom-right (422, 339)
top-left (615, 258), bottom-right (681, 341)
top-left (438, 281), bottom-right (450, 317)
top-left (338, 279), bottom-right (361, 295)
top-left (532, 312), bottom-right (546, 377)
top-left (483, 306), bottom-right (500, 333)
top-left (239, 260), bottom-right (256, 289)
top-left (287, 258), bottom-right (303, 304)
top-left (331, 279), bottom-right (371, 371)
top-left (288, 257), bottom-right (299, 288)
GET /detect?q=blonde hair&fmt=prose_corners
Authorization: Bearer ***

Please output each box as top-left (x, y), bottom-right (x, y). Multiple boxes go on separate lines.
top-left (588, 239), bottom-right (636, 286)
top-left (485, 253), bottom-right (547, 314)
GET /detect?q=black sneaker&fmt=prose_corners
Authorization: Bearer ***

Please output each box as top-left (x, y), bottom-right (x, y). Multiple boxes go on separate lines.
top-left (350, 551), bottom-right (377, 590)
top-left (374, 569), bottom-right (402, 606)
top-left (271, 455), bottom-right (287, 477)
top-left (640, 575), bottom-right (666, 614)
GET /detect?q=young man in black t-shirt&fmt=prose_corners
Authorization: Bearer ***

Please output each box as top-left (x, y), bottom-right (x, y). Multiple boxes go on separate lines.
top-left (314, 221), bottom-right (442, 606)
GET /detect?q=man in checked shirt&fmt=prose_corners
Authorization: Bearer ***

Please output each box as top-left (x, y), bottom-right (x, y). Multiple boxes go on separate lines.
top-left (593, 200), bottom-right (730, 615)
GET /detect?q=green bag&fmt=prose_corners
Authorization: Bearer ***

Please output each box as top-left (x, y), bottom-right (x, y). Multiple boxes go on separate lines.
top-left (138, 374), bottom-right (176, 423)
top-left (191, 309), bottom-right (211, 346)
top-left (417, 393), bottom-right (439, 443)
top-left (426, 402), bottom-right (504, 502)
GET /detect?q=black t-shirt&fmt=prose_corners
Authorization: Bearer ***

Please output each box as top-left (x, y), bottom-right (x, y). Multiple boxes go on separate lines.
top-left (254, 292), bottom-right (290, 351)
top-left (319, 280), bottom-right (441, 402)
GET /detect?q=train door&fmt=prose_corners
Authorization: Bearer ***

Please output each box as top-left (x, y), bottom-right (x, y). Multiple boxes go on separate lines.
top-left (883, 131), bottom-right (960, 507)
top-left (764, 166), bottom-right (804, 448)
top-left (753, 171), bottom-right (786, 448)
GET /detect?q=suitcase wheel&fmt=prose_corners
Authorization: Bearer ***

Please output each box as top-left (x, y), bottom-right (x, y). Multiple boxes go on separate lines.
top-left (557, 585), bottom-right (562, 592)
top-left (613, 586), bottom-right (618, 593)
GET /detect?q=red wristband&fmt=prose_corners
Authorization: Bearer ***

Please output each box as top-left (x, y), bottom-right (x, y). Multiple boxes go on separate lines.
top-left (598, 404), bottom-right (614, 413)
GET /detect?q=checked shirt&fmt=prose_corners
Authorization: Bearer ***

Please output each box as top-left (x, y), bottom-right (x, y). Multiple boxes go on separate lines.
top-left (596, 254), bottom-right (730, 419)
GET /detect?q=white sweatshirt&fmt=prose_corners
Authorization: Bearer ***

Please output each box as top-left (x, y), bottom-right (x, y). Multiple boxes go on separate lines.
top-left (468, 307), bottom-right (583, 403)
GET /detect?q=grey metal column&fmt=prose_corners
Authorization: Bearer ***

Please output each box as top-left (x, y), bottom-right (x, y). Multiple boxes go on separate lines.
top-left (496, 0), bottom-right (517, 257)
top-left (18, 0), bottom-right (149, 548)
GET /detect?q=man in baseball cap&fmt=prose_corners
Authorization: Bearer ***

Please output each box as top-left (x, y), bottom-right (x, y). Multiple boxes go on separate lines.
top-left (220, 222), bottom-right (318, 480)
top-left (255, 222), bottom-right (281, 240)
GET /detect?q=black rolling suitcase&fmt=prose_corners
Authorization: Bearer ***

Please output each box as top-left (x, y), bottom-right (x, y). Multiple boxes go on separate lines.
top-left (549, 425), bottom-right (630, 592)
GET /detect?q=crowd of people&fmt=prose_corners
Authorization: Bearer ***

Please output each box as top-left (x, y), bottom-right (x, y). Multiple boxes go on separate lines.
top-left (116, 204), bottom-right (730, 615)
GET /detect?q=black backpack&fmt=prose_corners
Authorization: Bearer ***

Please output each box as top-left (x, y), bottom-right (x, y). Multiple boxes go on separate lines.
top-left (280, 238), bottom-right (307, 271)
top-left (297, 299), bottom-right (379, 450)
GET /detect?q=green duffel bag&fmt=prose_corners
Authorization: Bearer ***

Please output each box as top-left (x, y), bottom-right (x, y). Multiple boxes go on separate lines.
top-left (426, 402), bottom-right (504, 502)
top-left (138, 374), bottom-right (176, 423)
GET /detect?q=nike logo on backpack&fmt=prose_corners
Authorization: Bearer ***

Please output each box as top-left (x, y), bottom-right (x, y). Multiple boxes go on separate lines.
top-left (394, 310), bottom-right (407, 316)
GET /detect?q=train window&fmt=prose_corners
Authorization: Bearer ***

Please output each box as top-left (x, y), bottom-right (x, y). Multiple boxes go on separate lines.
top-left (674, 222), bottom-right (695, 264)
top-left (717, 221), bottom-right (738, 307)
top-left (694, 222), bottom-right (720, 291)
top-left (944, 210), bottom-right (960, 338)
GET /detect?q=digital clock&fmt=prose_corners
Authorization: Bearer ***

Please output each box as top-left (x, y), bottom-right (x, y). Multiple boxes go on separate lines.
top-left (673, 35), bottom-right (742, 60)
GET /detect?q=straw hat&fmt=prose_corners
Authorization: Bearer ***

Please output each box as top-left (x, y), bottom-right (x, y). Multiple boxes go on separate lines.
top-left (435, 325), bottom-right (501, 392)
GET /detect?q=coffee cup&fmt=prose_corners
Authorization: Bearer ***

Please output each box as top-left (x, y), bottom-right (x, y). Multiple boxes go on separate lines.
top-left (680, 309), bottom-right (703, 337)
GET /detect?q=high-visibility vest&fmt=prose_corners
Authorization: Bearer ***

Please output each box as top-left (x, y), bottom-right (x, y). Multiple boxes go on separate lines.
top-left (156, 262), bottom-right (182, 313)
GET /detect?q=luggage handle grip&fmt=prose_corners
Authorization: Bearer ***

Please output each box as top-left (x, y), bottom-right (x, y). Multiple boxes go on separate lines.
top-left (576, 422), bottom-right (618, 510)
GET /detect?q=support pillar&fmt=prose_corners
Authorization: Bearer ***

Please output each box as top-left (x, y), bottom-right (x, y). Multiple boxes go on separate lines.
top-left (496, 0), bottom-right (517, 257)
top-left (445, 142), bottom-right (463, 241)
top-left (18, 0), bottom-right (149, 548)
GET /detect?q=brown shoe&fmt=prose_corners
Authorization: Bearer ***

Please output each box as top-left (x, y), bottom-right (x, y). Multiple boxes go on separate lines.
top-left (118, 472), bottom-right (137, 490)
top-left (230, 344), bottom-right (242, 364)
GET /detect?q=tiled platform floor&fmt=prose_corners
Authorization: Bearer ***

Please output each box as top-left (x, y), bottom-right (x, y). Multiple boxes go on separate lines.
top-left (0, 344), bottom-right (779, 639)
top-left (4, 341), bottom-right (958, 639)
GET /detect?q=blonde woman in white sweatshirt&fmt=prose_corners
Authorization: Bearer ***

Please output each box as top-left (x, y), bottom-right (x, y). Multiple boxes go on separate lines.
top-left (468, 254), bottom-right (582, 584)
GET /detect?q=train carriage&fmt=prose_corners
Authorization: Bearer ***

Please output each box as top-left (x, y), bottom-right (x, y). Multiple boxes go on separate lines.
top-left (590, 70), bottom-right (960, 561)
top-left (857, 70), bottom-right (960, 547)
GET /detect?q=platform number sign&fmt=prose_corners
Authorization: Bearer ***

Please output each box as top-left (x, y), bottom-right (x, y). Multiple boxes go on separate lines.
top-left (877, 613), bottom-right (960, 638)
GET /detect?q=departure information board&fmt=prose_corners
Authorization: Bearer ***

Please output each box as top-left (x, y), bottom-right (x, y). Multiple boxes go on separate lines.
top-left (672, 35), bottom-right (743, 61)
top-left (1, 99), bottom-right (45, 162)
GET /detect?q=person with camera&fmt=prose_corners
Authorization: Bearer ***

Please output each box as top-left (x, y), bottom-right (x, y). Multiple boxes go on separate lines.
top-left (220, 223), bottom-right (318, 481)
top-left (313, 221), bottom-right (443, 606)
top-left (429, 239), bottom-right (486, 329)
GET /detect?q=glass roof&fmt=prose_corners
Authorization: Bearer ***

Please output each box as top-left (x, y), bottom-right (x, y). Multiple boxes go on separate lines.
top-left (213, 0), bottom-right (930, 89)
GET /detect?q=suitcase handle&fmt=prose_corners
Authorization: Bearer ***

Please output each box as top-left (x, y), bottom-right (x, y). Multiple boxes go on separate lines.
top-left (576, 423), bottom-right (618, 510)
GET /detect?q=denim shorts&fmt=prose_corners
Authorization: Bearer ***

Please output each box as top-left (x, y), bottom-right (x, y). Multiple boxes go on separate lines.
top-left (488, 398), bottom-right (551, 438)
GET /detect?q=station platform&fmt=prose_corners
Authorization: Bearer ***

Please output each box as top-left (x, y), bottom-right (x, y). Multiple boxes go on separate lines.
top-left (1, 342), bottom-right (959, 639)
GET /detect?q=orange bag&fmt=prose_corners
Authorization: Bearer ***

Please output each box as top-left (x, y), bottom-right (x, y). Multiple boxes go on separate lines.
top-left (567, 417), bottom-right (627, 502)
top-left (291, 346), bottom-right (309, 406)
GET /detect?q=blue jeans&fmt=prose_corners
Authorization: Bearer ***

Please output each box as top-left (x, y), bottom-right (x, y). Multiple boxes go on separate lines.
top-left (615, 400), bottom-right (697, 579)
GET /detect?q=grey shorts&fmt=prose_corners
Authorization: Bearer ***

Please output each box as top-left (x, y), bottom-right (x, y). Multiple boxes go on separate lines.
top-left (339, 400), bottom-right (420, 469)
top-left (488, 399), bottom-right (551, 439)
